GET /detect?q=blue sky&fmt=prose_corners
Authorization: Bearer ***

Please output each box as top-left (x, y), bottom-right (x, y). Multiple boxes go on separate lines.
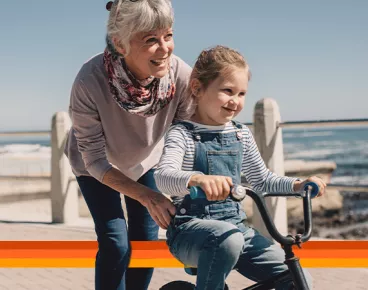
top-left (0, 0), bottom-right (367, 131)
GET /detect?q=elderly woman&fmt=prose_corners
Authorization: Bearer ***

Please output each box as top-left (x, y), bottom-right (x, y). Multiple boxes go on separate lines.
top-left (64, 0), bottom-right (192, 289)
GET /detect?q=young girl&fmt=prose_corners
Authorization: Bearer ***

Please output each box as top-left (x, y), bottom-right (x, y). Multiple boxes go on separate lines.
top-left (154, 46), bottom-right (325, 290)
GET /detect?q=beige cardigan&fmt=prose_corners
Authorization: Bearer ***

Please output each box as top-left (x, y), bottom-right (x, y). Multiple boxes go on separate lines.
top-left (65, 53), bottom-right (192, 182)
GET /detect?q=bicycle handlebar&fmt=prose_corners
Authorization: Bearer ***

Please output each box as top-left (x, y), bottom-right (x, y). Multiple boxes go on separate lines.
top-left (189, 182), bottom-right (319, 246)
top-left (189, 184), bottom-right (247, 201)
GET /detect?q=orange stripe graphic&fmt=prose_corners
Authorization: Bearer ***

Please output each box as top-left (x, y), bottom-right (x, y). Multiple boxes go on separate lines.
top-left (0, 258), bottom-right (367, 268)
top-left (0, 241), bottom-right (366, 268)
top-left (0, 249), bottom-right (366, 259)
top-left (0, 249), bottom-right (174, 259)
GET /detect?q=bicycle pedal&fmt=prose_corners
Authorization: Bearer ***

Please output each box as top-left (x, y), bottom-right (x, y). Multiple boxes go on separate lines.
top-left (184, 267), bottom-right (197, 275)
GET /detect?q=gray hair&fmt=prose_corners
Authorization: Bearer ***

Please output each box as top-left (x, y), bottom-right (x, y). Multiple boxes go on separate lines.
top-left (107, 0), bottom-right (174, 55)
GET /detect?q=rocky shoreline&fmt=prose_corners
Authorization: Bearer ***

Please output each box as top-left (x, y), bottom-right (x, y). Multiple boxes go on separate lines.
top-left (245, 190), bottom-right (368, 240)
top-left (289, 210), bottom-right (368, 240)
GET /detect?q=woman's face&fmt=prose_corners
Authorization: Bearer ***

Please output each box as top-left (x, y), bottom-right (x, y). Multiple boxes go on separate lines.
top-left (118, 27), bottom-right (174, 80)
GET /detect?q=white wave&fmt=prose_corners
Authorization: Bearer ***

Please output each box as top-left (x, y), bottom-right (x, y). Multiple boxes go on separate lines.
top-left (0, 143), bottom-right (51, 176)
top-left (283, 131), bottom-right (335, 138)
top-left (335, 159), bottom-right (368, 168)
top-left (331, 175), bottom-right (368, 186)
top-left (312, 140), bottom-right (347, 147)
top-left (363, 148), bottom-right (368, 156)
top-left (0, 157), bottom-right (50, 176)
top-left (283, 143), bottom-right (306, 154)
top-left (330, 143), bottom-right (368, 158)
top-left (0, 144), bottom-right (51, 159)
top-left (285, 147), bottom-right (344, 159)
top-left (0, 144), bottom-right (42, 153)
top-left (355, 142), bottom-right (368, 155)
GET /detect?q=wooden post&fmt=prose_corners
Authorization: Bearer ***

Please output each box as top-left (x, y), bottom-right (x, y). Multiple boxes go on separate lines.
top-left (50, 112), bottom-right (79, 224)
top-left (252, 98), bottom-right (288, 239)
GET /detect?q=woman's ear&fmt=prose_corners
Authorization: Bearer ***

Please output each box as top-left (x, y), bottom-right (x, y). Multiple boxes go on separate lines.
top-left (112, 37), bottom-right (127, 56)
top-left (190, 79), bottom-right (202, 98)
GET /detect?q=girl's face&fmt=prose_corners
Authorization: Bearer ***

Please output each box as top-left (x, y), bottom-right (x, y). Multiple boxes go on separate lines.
top-left (116, 27), bottom-right (174, 80)
top-left (192, 66), bottom-right (249, 126)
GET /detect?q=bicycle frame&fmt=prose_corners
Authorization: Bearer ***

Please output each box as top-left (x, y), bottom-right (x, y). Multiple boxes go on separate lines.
top-left (239, 185), bottom-right (316, 290)
top-left (160, 183), bottom-right (318, 290)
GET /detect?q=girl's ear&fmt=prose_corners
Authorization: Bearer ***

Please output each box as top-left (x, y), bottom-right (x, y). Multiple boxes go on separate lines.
top-left (112, 37), bottom-right (127, 56)
top-left (190, 79), bottom-right (202, 98)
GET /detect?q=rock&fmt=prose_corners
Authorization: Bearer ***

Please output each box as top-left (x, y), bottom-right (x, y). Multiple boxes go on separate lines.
top-left (284, 159), bottom-right (336, 183)
top-left (287, 189), bottom-right (343, 217)
top-left (241, 188), bottom-right (343, 220)
top-left (241, 159), bottom-right (342, 220)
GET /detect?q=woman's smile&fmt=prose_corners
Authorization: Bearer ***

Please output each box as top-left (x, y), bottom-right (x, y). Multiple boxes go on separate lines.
top-left (150, 56), bottom-right (169, 67)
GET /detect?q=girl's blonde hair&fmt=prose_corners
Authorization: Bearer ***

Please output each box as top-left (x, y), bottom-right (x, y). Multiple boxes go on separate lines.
top-left (191, 45), bottom-right (251, 90)
top-left (181, 45), bottom-right (251, 119)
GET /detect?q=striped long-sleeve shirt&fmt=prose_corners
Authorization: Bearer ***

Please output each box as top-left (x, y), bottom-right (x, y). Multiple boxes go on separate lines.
top-left (154, 121), bottom-right (298, 199)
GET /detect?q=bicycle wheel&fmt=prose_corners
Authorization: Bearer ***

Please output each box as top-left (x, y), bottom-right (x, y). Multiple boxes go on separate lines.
top-left (160, 280), bottom-right (229, 290)
top-left (159, 280), bottom-right (195, 290)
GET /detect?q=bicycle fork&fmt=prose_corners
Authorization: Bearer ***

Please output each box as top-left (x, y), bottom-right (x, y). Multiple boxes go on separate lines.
top-left (283, 244), bottom-right (309, 290)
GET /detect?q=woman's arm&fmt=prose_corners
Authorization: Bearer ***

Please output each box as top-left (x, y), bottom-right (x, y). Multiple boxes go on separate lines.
top-left (102, 167), bottom-right (175, 229)
top-left (69, 79), bottom-right (112, 182)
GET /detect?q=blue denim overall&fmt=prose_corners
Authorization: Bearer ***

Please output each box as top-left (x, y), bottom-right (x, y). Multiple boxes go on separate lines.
top-left (171, 120), bottom-right (247, 228)
top-left (166, 121), bottom-right (313, 290)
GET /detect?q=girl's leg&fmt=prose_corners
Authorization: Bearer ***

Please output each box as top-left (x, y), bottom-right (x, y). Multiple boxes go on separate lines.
top-left (76, 176), bottom-right (130, 290)
top-left (168, 219), bottom-right (244, 290)
top-left (235, 226), bottom-right (313, 290)
top-left (125, 169), bottom-right (159, 290)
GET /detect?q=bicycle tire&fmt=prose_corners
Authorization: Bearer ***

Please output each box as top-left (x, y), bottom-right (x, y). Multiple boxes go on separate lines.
top-left (159, 280), bottom-right (195, 290)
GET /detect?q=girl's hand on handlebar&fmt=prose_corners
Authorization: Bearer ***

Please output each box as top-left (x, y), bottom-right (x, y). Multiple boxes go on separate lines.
top-left (293, 176), bottom-right (327, 197)
top-left (189, 174), bottom-right (233, 201)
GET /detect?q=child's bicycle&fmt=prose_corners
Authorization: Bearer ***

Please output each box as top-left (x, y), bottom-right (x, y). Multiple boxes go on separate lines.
top-left (159, 182), bottom-right (320, 290)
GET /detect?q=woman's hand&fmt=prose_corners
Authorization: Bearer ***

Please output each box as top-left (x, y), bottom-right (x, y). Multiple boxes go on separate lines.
top-left (293, 176), bottom-right (327, 197)
top-left (102, 167), bottom-right (176, 229)
top-left (189, 174), bottom-right (233, 201)
top-left (141, 191), bottom-right (176, 229)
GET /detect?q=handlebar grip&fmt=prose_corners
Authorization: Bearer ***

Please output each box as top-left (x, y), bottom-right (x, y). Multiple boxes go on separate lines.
top-left (189, 186), bottom-right (206, 199)
top-left (189, 185), bottom-right (247, 201)
top-left (303, 182), bottom-right (319, 198)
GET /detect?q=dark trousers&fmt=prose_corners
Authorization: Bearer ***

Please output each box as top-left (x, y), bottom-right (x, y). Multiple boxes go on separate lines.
top-left (76, 169), bottom-right (159, 290)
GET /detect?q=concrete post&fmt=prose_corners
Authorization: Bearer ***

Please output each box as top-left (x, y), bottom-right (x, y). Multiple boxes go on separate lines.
top-left (50, 112), bottom-right (79, 224)
top-left (252, 98), bottom-right (288, 239)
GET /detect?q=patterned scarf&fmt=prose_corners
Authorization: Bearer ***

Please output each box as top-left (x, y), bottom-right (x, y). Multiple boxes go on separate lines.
top-left (103, 40), bottom-right (176, 117)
